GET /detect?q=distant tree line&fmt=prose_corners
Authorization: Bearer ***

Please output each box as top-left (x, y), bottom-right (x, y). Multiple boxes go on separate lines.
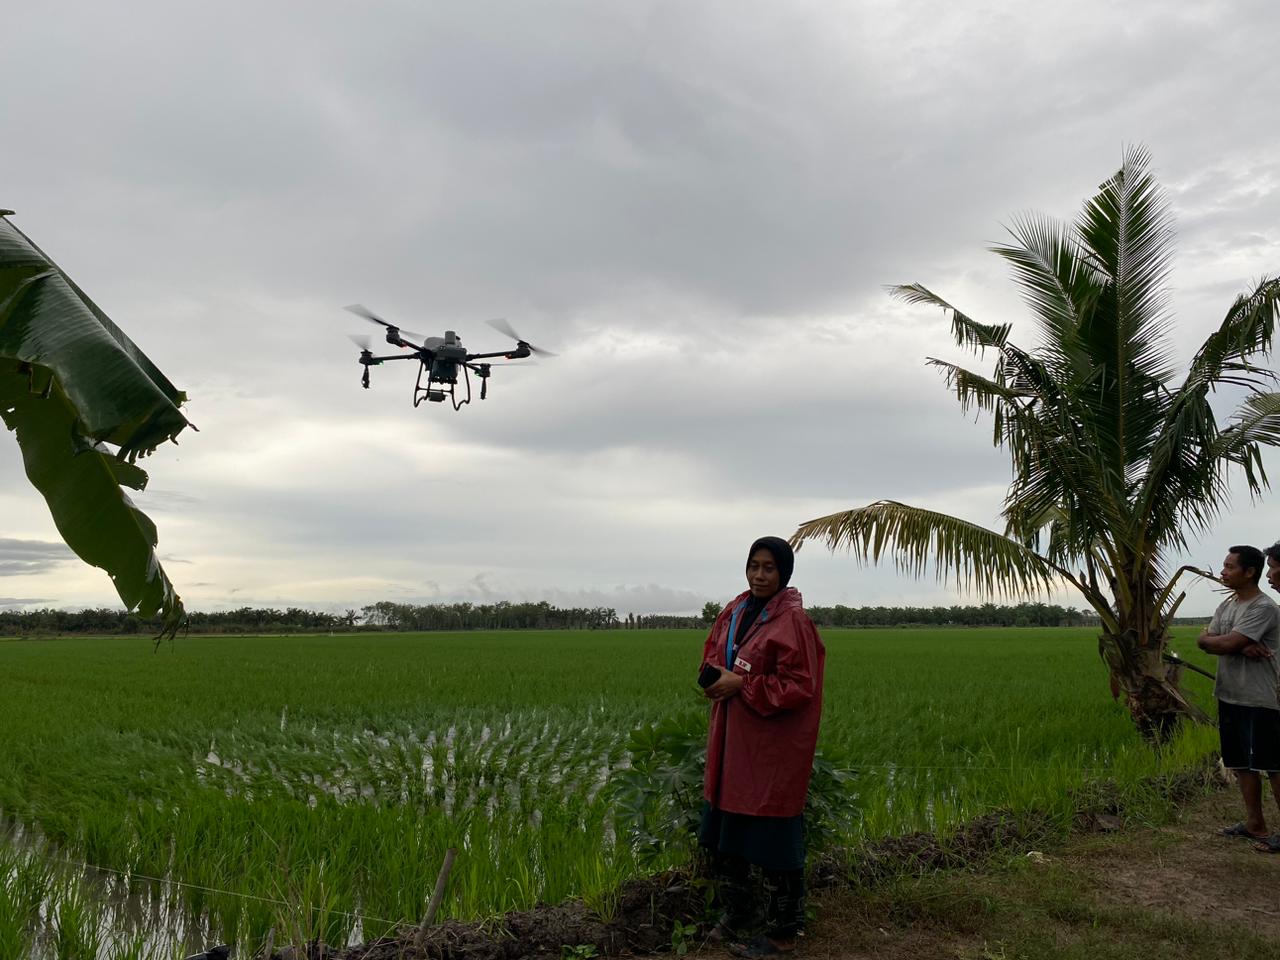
top-left (357, 600), bottom-right (621, 631)
top-left (0, 600), bottom-right (1129, 636)
top-left (0, 606), bottom-right (358, 636)
top-left (806, 602), bottom-right (1090, 628)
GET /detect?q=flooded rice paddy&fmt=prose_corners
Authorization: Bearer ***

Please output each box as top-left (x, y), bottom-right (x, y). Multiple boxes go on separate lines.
top-left (0, 627), bottom-right (1219, 958)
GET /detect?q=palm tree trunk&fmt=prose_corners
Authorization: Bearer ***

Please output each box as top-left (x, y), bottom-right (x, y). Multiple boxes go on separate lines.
top-left (1098, 628), bottom-right (1206, 740)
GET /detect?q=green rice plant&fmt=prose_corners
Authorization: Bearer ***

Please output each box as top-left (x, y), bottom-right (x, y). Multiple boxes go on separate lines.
top-left (272, 856), bottom-right (346, 950)
top-left (51, 883), bottom-right (106, 960)
top-left (105, 933), bottom-right (151, 960)
top-left (0, 625), bottom-right (1227, 956)
top-left (0, 853), bottom-right (37, 960)
top-left (0, 843), bottom-right (64, 960)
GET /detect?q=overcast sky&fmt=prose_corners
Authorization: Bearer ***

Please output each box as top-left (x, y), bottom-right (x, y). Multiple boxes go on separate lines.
top-left (3, 0), bottom-right (1279, 618)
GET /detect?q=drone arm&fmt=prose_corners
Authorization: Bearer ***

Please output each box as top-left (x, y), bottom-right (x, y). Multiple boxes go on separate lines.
top-left (466, 346), bottom-right (530, 361)
top-left (363, 352), bottom-right (427, 363)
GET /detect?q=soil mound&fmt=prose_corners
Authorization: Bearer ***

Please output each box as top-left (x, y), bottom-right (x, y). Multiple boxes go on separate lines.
top-left (273, 870), bottom-right (703, 960)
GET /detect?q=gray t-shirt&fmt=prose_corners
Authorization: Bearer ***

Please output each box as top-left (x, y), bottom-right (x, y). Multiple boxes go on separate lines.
top-left (1209, 593), bottom-right (1280, 708)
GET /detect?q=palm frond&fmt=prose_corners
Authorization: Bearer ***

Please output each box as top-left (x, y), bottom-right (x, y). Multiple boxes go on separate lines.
top-left (990, 213), bottom-right (1104, 360)
top-left (1210, 391), bottom-right (1280, 497)
top-left (1224, 391), bottom-right (1280, 446)
top-left (925, 358), bottom-right (1031, 415)
top-left (1077, 145), bottom-right (1177, 377)
top-left (1150, 564), bottom-right (1220, 631)
top-left (790, 499), bottom-right (1087, 601)
top-left (1182, 276), bottom-right (1280, 393)
top-left (888, 284), bottom-right (1011, 352)
top-left (1136, 275), bottom-right (1280, 541)
top-left (928, 352), bottom-right (1128, 561)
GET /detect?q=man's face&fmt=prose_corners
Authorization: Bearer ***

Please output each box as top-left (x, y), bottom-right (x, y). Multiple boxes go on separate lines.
top-left (1267, 556), bottom-right (1280, 593)
top-left (1221, 552), bottom-right (1255, 591)
top-left (746, 549), bottom-right (781, 599)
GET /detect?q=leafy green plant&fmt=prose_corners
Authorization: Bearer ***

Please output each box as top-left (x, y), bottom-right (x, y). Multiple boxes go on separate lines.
top-left (610, 711), bottom-right (709, 867)
top-left (609, 709), bottom-right (861, 866)
top-left (670, 919), bottom-right (698, 956)
top-left (804, 752), bottom-right (861, 852)
top-left (0, 213), bottom-right (191, 635)
top-left (561, 943), bottom-right (599, 960)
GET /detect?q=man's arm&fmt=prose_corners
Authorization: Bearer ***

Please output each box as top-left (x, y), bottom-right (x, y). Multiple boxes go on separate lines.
top-left (1199, 602), bottom-right (1279, 659)
top-left (1198, 630), bottom-right (1271, 657)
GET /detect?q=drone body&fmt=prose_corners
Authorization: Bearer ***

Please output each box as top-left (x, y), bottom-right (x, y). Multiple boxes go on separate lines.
top-left (344, 306), bottom-right (552, 410)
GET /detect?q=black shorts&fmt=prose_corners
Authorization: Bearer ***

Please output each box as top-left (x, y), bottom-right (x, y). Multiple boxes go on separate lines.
top-left (1218, 700), bottom-right (1280, 773)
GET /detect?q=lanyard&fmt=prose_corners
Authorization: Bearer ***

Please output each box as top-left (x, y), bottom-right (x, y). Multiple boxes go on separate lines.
top-left (725, 599), bottom-right (768, 669)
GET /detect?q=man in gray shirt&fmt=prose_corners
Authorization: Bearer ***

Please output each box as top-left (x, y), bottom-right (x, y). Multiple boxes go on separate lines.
top-left (1198, 544), bottom-right (1280, 845)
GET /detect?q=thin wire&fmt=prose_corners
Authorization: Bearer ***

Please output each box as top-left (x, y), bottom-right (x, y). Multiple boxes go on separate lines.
top-left (33, 850), bottom-right (409, 930)
top-left (12, 752), bottom-right (1207, 929)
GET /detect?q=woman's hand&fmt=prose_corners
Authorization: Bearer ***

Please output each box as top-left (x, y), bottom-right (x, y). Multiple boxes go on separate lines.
top-left (705, 669), bottom-right (744, 702)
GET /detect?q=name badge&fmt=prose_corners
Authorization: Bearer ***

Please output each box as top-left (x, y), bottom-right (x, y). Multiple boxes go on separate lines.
top-left (734, 657), bottom-right (752, 673)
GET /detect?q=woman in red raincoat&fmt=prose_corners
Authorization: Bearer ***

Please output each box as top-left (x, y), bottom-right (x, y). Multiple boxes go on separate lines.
top-left (698, 536), bottom-right (825, 958)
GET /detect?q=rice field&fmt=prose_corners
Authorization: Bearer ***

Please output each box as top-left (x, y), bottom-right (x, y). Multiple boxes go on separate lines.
top-left (0, 627), bottom-right (1219, 957)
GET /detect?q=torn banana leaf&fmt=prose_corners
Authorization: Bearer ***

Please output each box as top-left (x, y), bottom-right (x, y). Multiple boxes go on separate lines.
top-left (0, 214), bottom-right (191, 635)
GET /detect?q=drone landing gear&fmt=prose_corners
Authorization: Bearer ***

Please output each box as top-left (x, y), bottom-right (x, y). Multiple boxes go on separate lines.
top-left (412, 361), bottom-right (489, 410)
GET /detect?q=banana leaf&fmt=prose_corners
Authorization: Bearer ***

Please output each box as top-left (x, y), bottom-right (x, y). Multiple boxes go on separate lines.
top-left (0, 212), bottom-right (191, 635)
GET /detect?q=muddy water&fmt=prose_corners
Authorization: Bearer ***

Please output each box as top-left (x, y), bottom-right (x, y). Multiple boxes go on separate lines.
top-left (7, 714), bottom-right (631, 958)
top-left (0, 819), bottom-right (382, 960)
top-left (1, 818), bottom-right (217, 960)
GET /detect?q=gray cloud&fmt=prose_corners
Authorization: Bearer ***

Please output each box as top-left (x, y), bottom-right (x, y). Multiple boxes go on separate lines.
top-left (3, 0), bottom-right (1279, 620)
top-left (0, 539), bottom-right (75, 577)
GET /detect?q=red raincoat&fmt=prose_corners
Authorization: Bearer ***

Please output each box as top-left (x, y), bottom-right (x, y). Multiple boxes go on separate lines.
top-left (701, 587), bottom-right (825, 817)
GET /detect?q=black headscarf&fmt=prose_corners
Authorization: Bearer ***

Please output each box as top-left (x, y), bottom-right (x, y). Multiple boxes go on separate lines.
top-left (731, 536), bottom-right (796, 650)
top-left (747, 536), bottom-right (794, 590)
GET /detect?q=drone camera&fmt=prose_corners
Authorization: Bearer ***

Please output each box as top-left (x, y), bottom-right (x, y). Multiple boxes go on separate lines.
top-left (425, 389), bottom-right (447, 403)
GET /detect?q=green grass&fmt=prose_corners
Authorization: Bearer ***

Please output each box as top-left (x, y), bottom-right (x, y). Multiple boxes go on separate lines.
top-left (0, 627), bottom-right (1221, 952)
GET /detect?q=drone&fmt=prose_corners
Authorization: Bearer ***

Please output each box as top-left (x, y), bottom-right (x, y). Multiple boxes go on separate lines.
top-left (344, 304), bottom-right (554, 410)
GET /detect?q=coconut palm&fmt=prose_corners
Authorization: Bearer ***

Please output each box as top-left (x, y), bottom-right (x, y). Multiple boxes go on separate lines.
top-left (792, 147), bottom-right (1280, 736)
top-left (0, 211), bottom-right (191, 636)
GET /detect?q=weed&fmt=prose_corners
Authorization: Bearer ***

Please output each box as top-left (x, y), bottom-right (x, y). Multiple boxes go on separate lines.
top-left (670, 919), bottom-right (698, 956)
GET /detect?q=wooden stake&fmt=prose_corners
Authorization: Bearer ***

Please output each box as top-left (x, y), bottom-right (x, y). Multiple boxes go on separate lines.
top-left (412, 847), bottom-right (458, 950)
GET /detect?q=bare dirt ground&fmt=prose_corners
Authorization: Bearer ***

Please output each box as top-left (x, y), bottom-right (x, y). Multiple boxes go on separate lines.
top-left (758, 786), bottom-right (1280, 960)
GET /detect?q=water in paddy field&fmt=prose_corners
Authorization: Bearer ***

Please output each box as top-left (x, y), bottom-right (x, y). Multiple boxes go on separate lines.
top-left (0, 818), bottom-right (215, 960)
top-left (1, 812), bottom-right (388, 959)
top-left (0, 712), bottom-right (632, 959)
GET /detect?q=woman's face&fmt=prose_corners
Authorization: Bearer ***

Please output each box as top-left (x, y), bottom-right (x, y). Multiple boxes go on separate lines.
top-left (746, 548), bottom-right (781, 599)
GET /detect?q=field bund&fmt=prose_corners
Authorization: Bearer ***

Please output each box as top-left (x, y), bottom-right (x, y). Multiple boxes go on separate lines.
top-left (0, 627), bottom-right (1219, 949)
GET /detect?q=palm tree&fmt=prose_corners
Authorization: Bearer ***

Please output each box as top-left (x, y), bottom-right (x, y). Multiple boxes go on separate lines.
top-left (791, 147), bottom-right (1280, 737)
top-left (0, 211), bottom-right (191, 636)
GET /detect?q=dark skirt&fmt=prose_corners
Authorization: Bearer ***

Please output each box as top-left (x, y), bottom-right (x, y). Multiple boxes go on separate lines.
top-left (698, 802), bottom-right (805, 872)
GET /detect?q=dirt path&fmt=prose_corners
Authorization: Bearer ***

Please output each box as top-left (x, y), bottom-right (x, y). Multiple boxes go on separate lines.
top-left (721, 787), bottom-right (1280, 960)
